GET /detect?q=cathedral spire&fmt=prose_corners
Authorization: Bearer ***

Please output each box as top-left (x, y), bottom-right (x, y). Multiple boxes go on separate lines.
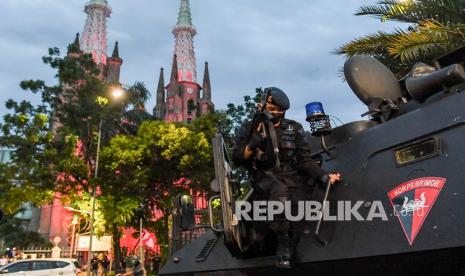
top-left (73, 33), bottom-right (80, 49)
top-left (202, 62), bottom-right (211, 100)
top-left (157, 67), bottom-right (165, 96)
top-left (106, 41), bottom-right (123, 83)
top-left (111, 41), bottom-right (120, 58)
top-left (170, 54), bottom-right (179, 85)
top-left (172, 0), bottom-right (197, 83)
top-left (81, 0), bottom-right (111, 65)
top-left (67, 33), bottom-right (81, 54)
top-left (154, 68), bottom-right (165, 119)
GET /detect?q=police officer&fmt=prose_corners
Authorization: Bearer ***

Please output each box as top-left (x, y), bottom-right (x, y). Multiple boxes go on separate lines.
top-left (232, 87), bottom-right (341, 268)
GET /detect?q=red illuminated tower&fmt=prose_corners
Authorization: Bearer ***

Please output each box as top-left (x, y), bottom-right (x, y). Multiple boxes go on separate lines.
top-left (78, 0), bottom-right (122, 82)
top-left (154, 0), bottom-right (214, 123)
top-left (81, 0), bottom-right (111, 66)
top-left (38, 0), bottom-right (122, 246)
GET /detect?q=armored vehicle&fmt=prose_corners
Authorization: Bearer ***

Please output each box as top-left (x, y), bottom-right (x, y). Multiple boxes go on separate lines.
top-left (160, 46), bottom-right (465, 275)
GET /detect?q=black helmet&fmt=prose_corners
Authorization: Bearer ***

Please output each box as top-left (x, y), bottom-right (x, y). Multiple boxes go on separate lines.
top-left (263, 87), bottom-right (290, 110)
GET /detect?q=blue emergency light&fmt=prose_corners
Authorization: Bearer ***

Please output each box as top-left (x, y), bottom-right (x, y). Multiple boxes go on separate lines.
top-left (306, 102), bottom-right (326, 121)
top-left (305, 102), bottom-right (331, 135)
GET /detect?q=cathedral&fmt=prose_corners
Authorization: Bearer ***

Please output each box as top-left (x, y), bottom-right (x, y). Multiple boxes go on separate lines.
top-left (37, 0), bottom-right (211, 250)
top-left (154, 0), bottom-right (214, 123)
top-left (38, 0), bottom-right (123, 247)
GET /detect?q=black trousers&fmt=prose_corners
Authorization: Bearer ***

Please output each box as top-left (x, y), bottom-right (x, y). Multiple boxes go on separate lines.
top-left (254, 172), bottom-right (309, 239)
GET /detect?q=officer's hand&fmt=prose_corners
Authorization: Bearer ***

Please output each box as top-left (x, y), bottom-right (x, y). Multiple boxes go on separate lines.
top-left (247, 130), bottom-right (265, 150)
top-left (329, 173), bottom-right (342, 185)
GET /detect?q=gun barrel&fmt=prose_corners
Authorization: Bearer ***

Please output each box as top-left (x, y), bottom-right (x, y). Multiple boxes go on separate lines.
top-left (406, 64), bottom-right (465, 102)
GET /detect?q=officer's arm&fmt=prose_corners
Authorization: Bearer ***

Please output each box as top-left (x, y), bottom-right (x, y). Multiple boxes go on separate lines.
top-left (243, 146), bottom-right (254, 160)
top-left (232, 122), bottom-right (254, 166)
top-left (295, 125), bottom-right (328, 181)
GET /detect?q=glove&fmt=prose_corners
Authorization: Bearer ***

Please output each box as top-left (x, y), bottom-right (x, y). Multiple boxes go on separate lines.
top-left (247, 130), bottom-right (265, 150)
top-left (320, 172), bottom-right (342, 185)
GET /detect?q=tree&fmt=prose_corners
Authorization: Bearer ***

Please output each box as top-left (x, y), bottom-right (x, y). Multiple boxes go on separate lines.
top-left (192, 111), bottom-right (231, 147)
top-left (0, 214), bottom-right (50, 249)
top-left (0, 47), bottom-right (151, 258)
top-left (117, 82), bottom-right (153, 136)
top-left (0, 46), bottom-right (151, 201)
top-left (0, 98), bottom-right (63, 214)
top-left (203, 88), bottom-right (263, 188)
top-left (336, 0), bottom-right (465, 77)
top-left (99, 120), bottom-right (213, 265)
top-left (225, 88), bottom-right (262, 137)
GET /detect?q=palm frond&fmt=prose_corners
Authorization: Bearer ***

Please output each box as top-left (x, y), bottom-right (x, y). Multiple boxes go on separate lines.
top-left (356, 0), bottom-right (415, 23)
top-left (407, 0), bottom-right (465, 25)
top-left (443, 22), bottom-right (465, 41)
top-left (127, 81), bottom-right (151, 108)
top-left (335, 31), bottom-right (395, 57)
top-left (387, 20), bottom-right (465, 62)
top-left (357, 0), bottom-right (465, 24)
top-left (337, 0), bottom-right (465, 77)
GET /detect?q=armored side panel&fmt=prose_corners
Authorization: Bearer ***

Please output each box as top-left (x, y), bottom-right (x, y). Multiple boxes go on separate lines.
top-left (161, 90), bottom-right (465, 275)
top-left (211, 134), bottom-right (248, 256)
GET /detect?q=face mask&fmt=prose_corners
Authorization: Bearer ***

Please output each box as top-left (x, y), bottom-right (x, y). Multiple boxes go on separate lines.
top-left (269, 111), bottom-right (284, 124)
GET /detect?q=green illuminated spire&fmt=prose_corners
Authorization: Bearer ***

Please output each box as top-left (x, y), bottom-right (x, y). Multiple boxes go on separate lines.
top-left (173, 0), bottom-right (197, 82)
top-left (89, 0), bottom-right (108, 5)
top-left (176, 0), bottom-right (193, 26)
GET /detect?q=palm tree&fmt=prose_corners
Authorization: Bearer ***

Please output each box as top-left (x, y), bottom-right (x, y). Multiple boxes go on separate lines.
top-left (119, 81), bottom-right (154, 135)
top-left (126, 81), bottom-right (151, 109)
top-left (103, 81), bottom-right (153, 137)
top-left (336, 0), bottom-right (465, 77)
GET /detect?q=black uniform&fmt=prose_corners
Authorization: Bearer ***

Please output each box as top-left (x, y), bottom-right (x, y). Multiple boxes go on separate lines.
top-left (232, 118), bottom-right (328, 239)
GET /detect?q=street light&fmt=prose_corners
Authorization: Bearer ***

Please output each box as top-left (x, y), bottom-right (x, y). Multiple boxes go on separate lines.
top-left (111, 87), bottom-right (124, 99)
top-left (64, 206), bottom-right (91, 215)
top-left (70, 215), bottom-right (78, 258)
top-left (86, 87), bottom-right (125, 276)
top-left (64, 207), bottom-right (91, 259)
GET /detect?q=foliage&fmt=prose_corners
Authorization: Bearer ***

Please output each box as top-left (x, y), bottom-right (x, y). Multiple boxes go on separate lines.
top-left (0, 42), bottom-right (268, 267)
top-left (211, 88), bottom-right (263, 186)
top-left (126, 81), bottom-right (151, 109)
top-left (117, 82), bottom-right (154, 136)
top-left (336, 0), bottom-right (465, 77)
top-left (191, 111), bottom-right (231, 147)
top-left (0, 47), bottom-right (151, 211)
top-left (0, 99), bottom-right (61, 214)
top-left (99, 120), bottom-right (213, 264)
top-left (0, 46), bottom-right (151, 269)
top-left (224, 88), bottom-right (262, 137)
top-left (0, 214), bottom-right (50, 249)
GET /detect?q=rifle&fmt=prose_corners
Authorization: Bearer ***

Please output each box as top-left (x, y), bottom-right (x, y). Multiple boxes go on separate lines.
top-left (250, 88), bottom-right (281, 169)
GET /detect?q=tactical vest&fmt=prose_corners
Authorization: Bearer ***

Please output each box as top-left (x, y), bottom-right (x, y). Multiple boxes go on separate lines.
top-left (278, 120), bottom-right (298, 167)
top-left (252, 119), bottom-right (300, 174)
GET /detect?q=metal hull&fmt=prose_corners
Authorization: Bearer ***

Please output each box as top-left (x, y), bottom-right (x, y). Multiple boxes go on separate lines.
top-left (161, 91), bottom-right (465, 275)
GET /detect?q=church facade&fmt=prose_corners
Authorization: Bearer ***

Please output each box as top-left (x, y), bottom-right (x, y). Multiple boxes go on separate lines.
top-left (154, 0), bottom-right (214, 123)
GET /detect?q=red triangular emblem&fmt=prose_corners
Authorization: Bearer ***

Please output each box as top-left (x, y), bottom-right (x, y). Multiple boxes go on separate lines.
top-left (388, 177), bottom-right (446, 245)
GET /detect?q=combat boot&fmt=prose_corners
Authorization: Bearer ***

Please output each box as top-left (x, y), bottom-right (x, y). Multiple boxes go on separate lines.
top-left (275, 235), bottom-right (294, 269)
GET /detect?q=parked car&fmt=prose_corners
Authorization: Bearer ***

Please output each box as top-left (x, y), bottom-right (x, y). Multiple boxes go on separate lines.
top-left (0, 259), bottom-right (78, 275)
